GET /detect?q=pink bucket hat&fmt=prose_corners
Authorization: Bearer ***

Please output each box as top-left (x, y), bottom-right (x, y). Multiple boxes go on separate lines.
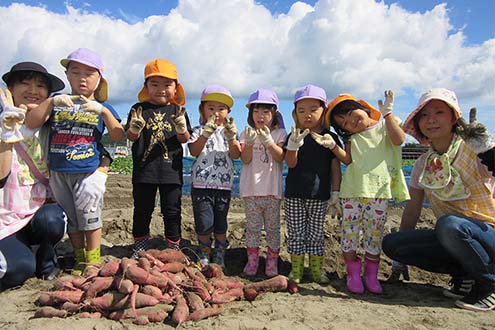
top-left (60, 48), bottom-right (108, 102)
top-left (200, 85), bottom-right (234, 108)
top-left (403, 88), bottom-right (461, 145)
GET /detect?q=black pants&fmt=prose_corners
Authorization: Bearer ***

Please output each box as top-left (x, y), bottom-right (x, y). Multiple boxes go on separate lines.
top-left (132, 183), bottom-right (182, 241)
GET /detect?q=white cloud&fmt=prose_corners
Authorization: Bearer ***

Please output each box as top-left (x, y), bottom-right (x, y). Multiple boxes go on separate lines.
top-left (0, 0), bottom-right (493, 112)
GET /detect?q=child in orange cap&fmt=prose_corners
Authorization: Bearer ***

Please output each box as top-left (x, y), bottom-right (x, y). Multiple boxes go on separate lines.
top-left (125, 58), bottom-right (191, 258)
top-left (188, 85), bottom-right (241, 269)
top-left (383, 88), bottom-right (495, 311)
top-left (314, 90), bottom-right (409, 294)
top-left (25, 48), bottom-right (125, 273)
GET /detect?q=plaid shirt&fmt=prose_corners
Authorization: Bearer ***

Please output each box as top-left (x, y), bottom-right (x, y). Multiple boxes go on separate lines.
top-left (413, 141), bottom-right (495, 227)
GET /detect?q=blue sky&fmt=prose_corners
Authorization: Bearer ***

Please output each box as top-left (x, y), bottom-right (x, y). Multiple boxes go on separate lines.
top-left (1, 0), bottom-right (494, 140)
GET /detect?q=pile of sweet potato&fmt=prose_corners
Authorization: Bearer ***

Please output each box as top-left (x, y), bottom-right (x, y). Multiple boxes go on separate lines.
top-left (33, 249), bottom-right (294, 325)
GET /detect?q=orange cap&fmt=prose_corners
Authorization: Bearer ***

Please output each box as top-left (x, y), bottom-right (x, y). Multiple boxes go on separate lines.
top-left (324, 94), bottom-right (380, 128)
top-left (138, 59), bottom-right (186, 105)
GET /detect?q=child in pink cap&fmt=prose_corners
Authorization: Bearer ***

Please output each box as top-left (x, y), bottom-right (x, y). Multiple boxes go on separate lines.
top-left (284, 84), bottom-right (342, 284)
top-left (383, 88), bottom-right (495, 311)
top-left (315, 90), bottom-right (409, 294)
top-left (187, 85), bottom-right (241, 269)
top-left (239, 88), bottom-right (287, 277)
top-left (25, 48), bottom-right (124, 273)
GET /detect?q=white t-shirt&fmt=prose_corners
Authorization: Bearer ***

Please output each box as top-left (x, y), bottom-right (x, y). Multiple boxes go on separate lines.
top-left (239, 128), bottom-right (287, 198)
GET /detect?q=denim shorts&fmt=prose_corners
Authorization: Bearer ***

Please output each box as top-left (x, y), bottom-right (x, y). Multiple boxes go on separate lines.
top-left (191, 188), bottom-right (231, 235)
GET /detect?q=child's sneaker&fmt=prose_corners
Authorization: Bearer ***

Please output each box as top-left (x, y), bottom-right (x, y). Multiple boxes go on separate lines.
top-left (212, 240), bottom-right (228, 269)
top-left (454, 284), bottom-right (495, 312)
top-left (131, 238), bottom-right (149, 260)
top-left (443, 277), bottom-right (475, 299)
top-left (198, 241), bottom-right (212, 268)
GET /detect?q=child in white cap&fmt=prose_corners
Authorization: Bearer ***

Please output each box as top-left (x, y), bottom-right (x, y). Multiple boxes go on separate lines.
top-left (284, 84), bottom-right (342, 284)
top-left (383, 88), bottom-right (495, 311)
top-left (315, 90), bottom-right (409, 294)
top-left (25, 48), bottom-right (124, 273)
top-left (188, 85), bottom-right (241, 269)
top-left (125, 58), bottom-right (191, 258)
top-left (239, 88), bottom-right (287, 277)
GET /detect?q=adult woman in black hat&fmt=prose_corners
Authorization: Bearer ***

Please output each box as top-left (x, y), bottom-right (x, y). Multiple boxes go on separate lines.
top-left (0, 62), bottom-right (67, 289)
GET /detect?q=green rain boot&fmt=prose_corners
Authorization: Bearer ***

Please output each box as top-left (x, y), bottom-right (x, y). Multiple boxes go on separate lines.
top-left (288, 254), bottom-right (305, 284)
top-left (86, 247), bottom-right (101, 267)
top-left (72, 248), bottom-right (86, 276)
top-left (309, 255), bottom-right (330, 284)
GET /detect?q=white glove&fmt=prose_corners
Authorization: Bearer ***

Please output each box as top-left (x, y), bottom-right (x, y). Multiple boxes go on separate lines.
top-left (74, 170), bottom-right (108, 213)
top-left (128, 106), bottom-right (146, 135)
top-left (0, 88), bottom-right (27, 143)
top-left (223, 117), bottom-right (237, 141)
top-left (80, 96), bottom-right (104, 114)
top-left (327, 191), bottom-right (342, 218)
top-left (53, 94), bottom-right (81, 107)
top-left (287, 126), bottom-right (310, 151)
top-left (311, 131), bottom-right (336, 150)
top-left (257, 126), bottom-right (274, 147)
top-left (202, 114), bottom-right (217, 139)
top-left (378, 90), bottom-right (394, 117)
top-left (172, 106), bottom-right (188, 135)
top-left (243, 126), bottom-right (257, 145)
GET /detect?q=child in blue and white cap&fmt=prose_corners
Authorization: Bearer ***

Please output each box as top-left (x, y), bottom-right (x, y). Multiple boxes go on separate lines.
top-left (187, 85), bottom-right (241, 269)
top-left (284, 84), bottom-right (342, 284)
top-left (239, 88), bottom-right (287, 277)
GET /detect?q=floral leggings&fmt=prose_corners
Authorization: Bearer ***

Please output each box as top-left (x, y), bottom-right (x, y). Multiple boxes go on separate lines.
top-left (244, 196), bottom-right (281, 250)
top-left (341, 197), bottom-right (388, 255)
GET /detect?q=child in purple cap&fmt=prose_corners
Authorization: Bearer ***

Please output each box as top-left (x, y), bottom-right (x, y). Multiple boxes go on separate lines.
top-left (187, 85), bottom-right (241, 269)
top-left (315, 90), bottom-right (409, 294)
top-left (383, 88), bottom-right (495, 311)
top-left (25, 48), bottom-right (124, 273)
top-left (284, 84), bottom-right (342, 284)
top-left (239, 88), bottom-right (287, 277)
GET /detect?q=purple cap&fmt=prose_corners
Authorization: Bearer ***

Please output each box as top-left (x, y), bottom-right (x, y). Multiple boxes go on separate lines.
top-left (245, 88), bottom-right (279, 109)
top-left (294, 84), bottom-right (327, 104)
top-left (60, 48), bottom-right (108, 102)
top-left (200, 84), bottom-right (234, 108)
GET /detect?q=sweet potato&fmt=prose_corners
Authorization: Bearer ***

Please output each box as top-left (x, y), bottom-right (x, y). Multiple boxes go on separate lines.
top-left (98, 260), bottom-right (121, 277)
top-left (191, 279), bottom-right (211, 302)
top-left (243, 287), bottom-right (259, 301)
top-left (244, 275), bottom-right (288, 293)
top-left (125, 265), bottom-right (170, 288)
top-left (52, 275), bottom-right (78, 291)
top-left (109, 305), bottom-right (172, 321)
top-left (171, 294), bottom-right (189, 326)
top-left (89, 291), bottom-right (129, 311)
top-left (78, 311), bottom-right (103, 318)
top-left (133, 292), bottom-right (160, 308)
top-left (187, 305), bottom-right (224, 322)
top-left (41, 290), bottom-right (84, 304)
top-left (85, 277), bottom-right (114, 299)
top-left (133, 315), bottom-right (150, 325)
top-left (113, 276), bottom-right (134, 294)
top-left (82, 265), bottom-right (100, 278)
top-left (138, 257), bottom-right (151, 272)
top-left (160, 261), bottom-right (185, 273)
top-left (33, 306), bottom-right (68, 318)
top-left (210, 277), bottom-right (244, 290)
top-left (201, 263), bottom-right (224, 279)
top-left (60, 301), bottom-right (81, 313)
top-left (36, 293), bottom-right (56, 306)
top-left (185, 291), bottom-right (204, 312)
top-left (210, 288), bottom-right (244, 304)
top-left (156, 249), bottom-right (187, 264)
top-left (288, 279), bottom-right (299, 294)
top-left (141, 285), bottom-right (163, 299)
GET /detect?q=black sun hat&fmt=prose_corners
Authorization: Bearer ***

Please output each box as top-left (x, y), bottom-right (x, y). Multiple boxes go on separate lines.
top-left (2, 61), bottom-right (65, 93)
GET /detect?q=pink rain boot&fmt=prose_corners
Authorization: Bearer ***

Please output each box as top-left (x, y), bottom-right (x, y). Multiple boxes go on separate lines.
top-left (364, 257), bottom-right (383, 294)
top-left (243, 247), bottom-right (259, 276)
top-left (265, 248), bottom-right (279, 277)
top-left (345, 258), bottom-right (364, 294)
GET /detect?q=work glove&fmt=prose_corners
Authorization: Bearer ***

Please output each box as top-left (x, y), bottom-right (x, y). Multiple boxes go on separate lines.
top-left (327, 191), bottom-right (342, 218)
top-left (172, 106), bottom-right (188, 135)
top-left (74, 170), bottom-right (108, 213)
top-left (0, 88), bottom-right (27, 143)
top-left (257, 126), bottom-right (274, 147)
top-left (378, 90), bottom-right (394, 117)
top-left (243, 126), bottom-right (257, 145)
top-left (223, 117), bottom-right (238, 141)
top-left (128, 106), bottom-right (146, 135)
top-left (287, 126), bottom-right (310, 151)
top-left (457, 107), bottom-right (495, 154)
top-left (387, 260), bottom-right (410, 282)
top-left (53, 94), bottom-right (81, 107)
top-left (311, 131), bottom-right (337, 150)
top-left (202, 114), bottom-right (217, 139)
top-left (80, 95), bottom-right (104, 114)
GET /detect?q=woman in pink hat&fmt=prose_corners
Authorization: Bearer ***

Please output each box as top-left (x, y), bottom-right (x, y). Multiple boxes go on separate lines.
top-left (239, 88), bottom-right (287, 277)
top-left (383, 88), bottom-right (495, 311)
top-left (284, 84), bottom-right (342, 284)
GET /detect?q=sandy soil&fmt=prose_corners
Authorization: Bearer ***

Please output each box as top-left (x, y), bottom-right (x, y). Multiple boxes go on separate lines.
top-left (0, 173), bottom-right (493, 329)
